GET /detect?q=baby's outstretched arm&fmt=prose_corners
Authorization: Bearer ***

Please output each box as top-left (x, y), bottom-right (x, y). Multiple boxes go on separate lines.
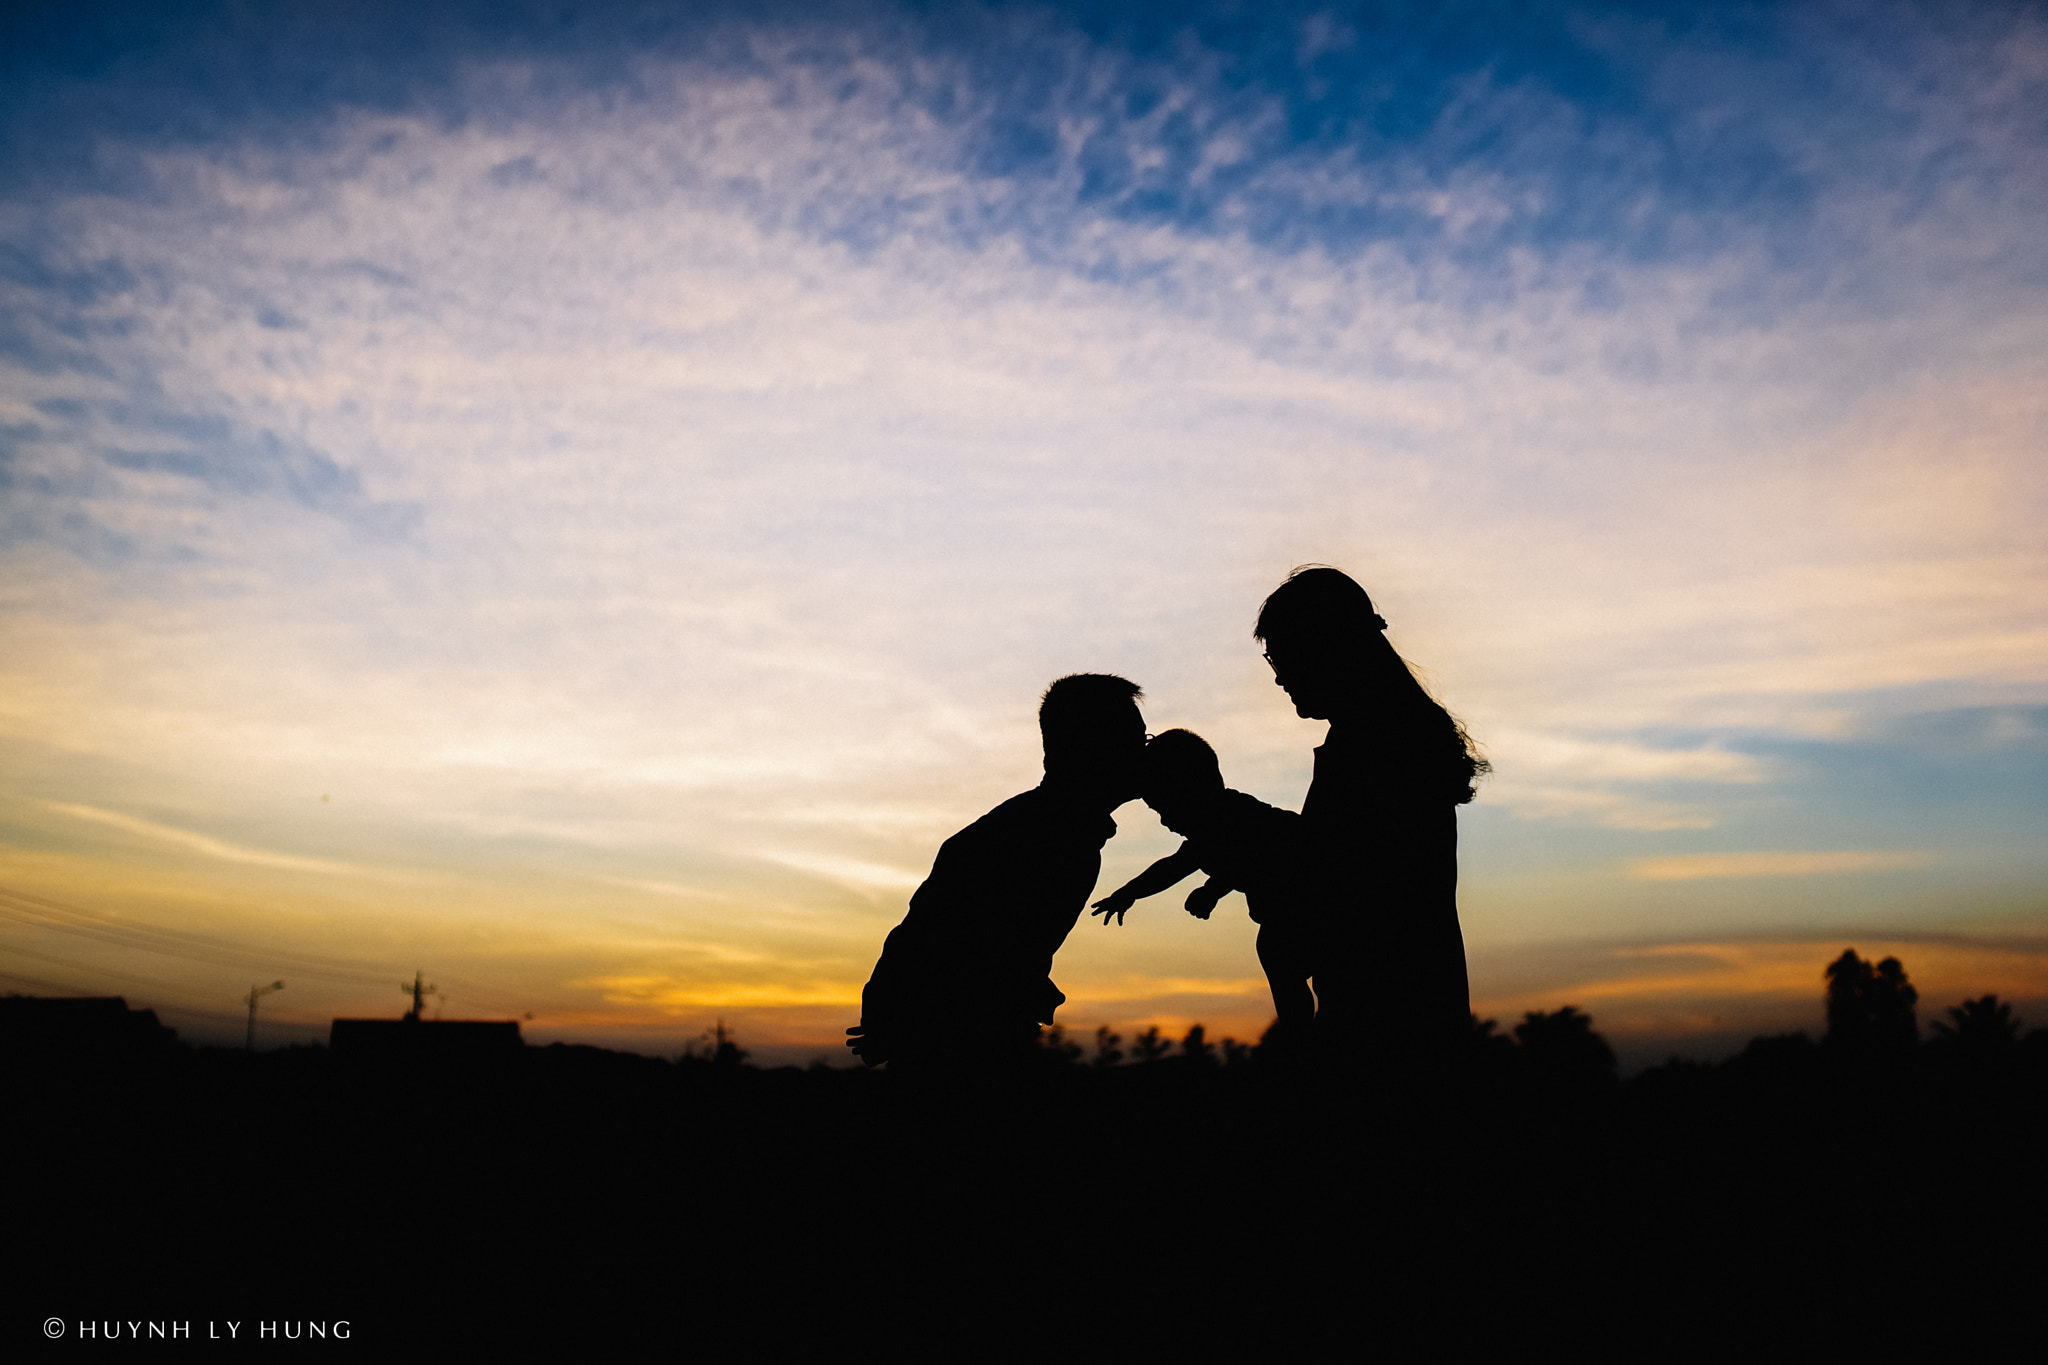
top-left (1091, 845), bottom-right (1203, 926)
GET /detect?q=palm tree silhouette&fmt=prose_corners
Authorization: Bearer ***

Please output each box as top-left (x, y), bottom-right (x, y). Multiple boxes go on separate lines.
top-left (1929, 995), bottom-right (2022, 1053)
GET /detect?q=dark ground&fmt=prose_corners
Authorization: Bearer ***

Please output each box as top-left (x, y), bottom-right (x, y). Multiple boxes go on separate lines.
top-left (10, 1024), bottom-right (2046, 1354)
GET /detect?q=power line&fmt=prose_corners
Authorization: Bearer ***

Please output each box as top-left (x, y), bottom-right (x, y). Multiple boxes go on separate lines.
top-left (4, 940), bottom-right (221, 994)
top-left (0, 966), bottom-right (107, 997)
top-left (0, 953), bottom-right (315, 1032)
top-left (0, 884), bottom-right (554, 1019)
top-left (0, 885), bottom-right (394, 987)
top-left (0, 967), bottom-right (259, 1030)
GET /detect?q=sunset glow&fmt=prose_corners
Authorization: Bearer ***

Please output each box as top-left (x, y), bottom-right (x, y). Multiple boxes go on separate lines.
top-left (3, 1), bottom-right (2044, 1065)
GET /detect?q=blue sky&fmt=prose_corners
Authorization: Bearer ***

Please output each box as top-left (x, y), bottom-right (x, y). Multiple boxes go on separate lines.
top-left (2, 0), bottom-right (2044, 1063)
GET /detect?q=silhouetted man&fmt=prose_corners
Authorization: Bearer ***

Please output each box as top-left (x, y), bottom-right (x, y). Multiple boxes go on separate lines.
top-left (846, 674), bottom-right (1147, 1071)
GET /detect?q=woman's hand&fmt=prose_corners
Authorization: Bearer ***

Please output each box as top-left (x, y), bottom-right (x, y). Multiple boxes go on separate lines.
top-left (844, 1024), bottom-right (889, 1068)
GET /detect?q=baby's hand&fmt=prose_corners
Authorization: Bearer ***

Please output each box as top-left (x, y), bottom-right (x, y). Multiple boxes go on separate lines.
top-left (1184, 883), bottom-right (1223, 920)
top-left (1090, 894), bottom-right (1135, 927)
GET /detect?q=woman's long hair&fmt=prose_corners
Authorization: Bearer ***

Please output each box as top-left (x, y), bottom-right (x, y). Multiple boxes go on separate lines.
top-left (1254, 566), bottom-right (1490, 804)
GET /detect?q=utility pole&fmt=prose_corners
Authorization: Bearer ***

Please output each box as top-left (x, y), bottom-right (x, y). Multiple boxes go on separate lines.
top-left (244, 980), bottom-right (284, 1051)
top-left (401, 971), bottom-right (438, 1022)
top-left (712, 1017), bottom-right (746, 1066)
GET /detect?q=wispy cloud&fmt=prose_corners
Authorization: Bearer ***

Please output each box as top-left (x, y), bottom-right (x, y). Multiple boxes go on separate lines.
top-left (579, 974), bottom-right (862, 1013)
top-left (1479, 731), bottom-right (1769, 828)
top-left (754, 850), bottom-right (924, 892)
top-left (1627, 851), bottom-right (1938, 881)
top-left (42, 801), bottom-right (363, 875)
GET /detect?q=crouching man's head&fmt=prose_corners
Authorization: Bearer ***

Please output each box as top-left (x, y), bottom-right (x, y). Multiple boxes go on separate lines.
top-left (1039, 673), bottom-right (1147, 807)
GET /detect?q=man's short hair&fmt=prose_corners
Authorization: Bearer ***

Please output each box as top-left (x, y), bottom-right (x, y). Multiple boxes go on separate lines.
top-left (1143, 728), bottom-right (1223, 795)
top-left (1039, 673), bottom-right (1144, 761)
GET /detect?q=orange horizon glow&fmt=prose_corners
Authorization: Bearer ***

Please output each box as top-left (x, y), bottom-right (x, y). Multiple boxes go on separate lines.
top-left (12, 869), bottom-right (2048, 1068)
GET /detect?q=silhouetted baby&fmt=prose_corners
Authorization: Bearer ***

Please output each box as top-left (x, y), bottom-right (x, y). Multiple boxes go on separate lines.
top-left (1090, 729), bottom-right (1314, 1034)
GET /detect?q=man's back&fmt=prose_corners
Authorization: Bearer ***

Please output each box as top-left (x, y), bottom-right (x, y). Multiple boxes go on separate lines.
top-left (853, 783), bottom-right (1117, 1068)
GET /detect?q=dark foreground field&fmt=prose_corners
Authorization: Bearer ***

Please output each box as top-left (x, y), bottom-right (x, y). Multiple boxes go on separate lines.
top-left (11, 1023), bottom-right (2047, 1353)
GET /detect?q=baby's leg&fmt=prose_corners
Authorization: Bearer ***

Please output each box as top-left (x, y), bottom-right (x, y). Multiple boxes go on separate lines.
top-left (1257, 924), bottom-right (1316, 1028)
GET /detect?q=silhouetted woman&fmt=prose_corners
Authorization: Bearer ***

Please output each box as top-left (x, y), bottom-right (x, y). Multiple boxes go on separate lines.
top-left (1253, 567), bottom-right (1486, 1075)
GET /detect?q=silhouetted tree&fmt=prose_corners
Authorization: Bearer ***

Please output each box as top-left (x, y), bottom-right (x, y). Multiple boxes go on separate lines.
top-left (1727, 1031), bottom-right (1820, 1077)
top-left (1092, 1025), bottom-right (1124, 1068)
top-left (1181, 1024), bottom-right (1216, 1066)
top-left (1513, 1006), bottom-right (1617, 1091)
top-left (1252, 1018), bottom-right (1299, 1064)
top-left (1131, 1025), bottom-right (1169, 1064)
top-left (1466, 1013), bottom-right (1517, 1083)
top-left (1468, 1014), bottom-right (1514, 1057)
top-left (1824, 949), bottom-right (1919, 1055)
top-left (1928, 995), bottom-right (2021, 1055)
top-left (1219, 1036), bottom-right (1252, 1067)
top-left (1037, 1023), bottom-right (1083, 1064)
top-left (1823, 948), bottom-right (1870, 1041)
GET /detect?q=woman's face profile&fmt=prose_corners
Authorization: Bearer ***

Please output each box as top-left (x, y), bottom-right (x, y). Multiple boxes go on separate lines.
top-left (1262, 638), bottom-right (1340, 720)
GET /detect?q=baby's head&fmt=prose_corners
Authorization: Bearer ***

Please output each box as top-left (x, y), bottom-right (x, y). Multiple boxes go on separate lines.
top-left (1142, 729), bottom-right (1226, 834)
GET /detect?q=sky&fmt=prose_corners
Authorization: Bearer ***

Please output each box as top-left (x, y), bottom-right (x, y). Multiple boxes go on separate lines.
top-left (1, 0), bottom-right (2044, 1068)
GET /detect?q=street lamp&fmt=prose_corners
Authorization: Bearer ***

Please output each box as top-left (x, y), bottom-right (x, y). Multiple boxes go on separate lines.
top-left (244, 980), bottom-right (284, 1051)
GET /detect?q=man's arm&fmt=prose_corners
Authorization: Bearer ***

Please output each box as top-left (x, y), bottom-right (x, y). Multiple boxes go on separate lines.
top-left (1090, 844), bottom-right (1204, 926)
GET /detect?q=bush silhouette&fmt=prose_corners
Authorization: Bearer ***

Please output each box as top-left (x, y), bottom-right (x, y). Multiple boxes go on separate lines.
top-left (1727, 1030), bottom-right (1820, 1074)
top-left (1465, 1013), bottom-right (1518, 1083)
top-left (1513, 1006), bottom-right (1617, 1090)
